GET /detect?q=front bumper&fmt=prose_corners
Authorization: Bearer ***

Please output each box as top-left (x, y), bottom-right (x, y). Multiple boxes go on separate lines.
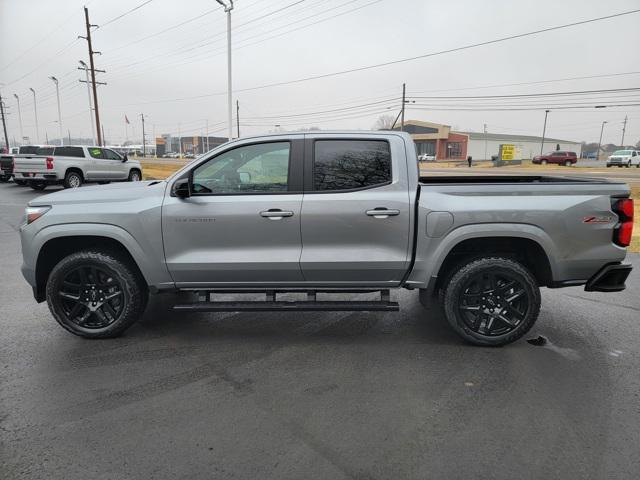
top-left (584, 263), bottom-right (632, 292)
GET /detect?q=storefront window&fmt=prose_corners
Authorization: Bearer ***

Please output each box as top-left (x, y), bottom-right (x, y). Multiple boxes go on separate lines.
top-left (446, 142), bottom-right (462, 158)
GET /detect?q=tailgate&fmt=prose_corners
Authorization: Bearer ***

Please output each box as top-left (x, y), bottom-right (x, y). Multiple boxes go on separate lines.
top-left (13, 156), bottom-right (49, 173)
top-left (0, 156), bottom-right (13, 172)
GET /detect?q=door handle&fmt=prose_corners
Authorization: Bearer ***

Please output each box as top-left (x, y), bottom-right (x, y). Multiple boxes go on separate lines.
top-left (366, 208), bottom-right (400, 218)
top-left (260, 209), bottom-right (294, 220)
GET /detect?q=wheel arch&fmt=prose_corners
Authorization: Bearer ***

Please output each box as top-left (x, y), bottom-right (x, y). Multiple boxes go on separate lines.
top-left (33, 230), bottom-right (153, 302)
top-left (64, 166), bottom-right (84, 180)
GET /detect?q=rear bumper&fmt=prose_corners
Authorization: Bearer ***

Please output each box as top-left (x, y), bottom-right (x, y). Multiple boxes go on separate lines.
top-left (584, 263), bottom-right (632, 292)
top-left (15, 172), bottom-right (59, 182)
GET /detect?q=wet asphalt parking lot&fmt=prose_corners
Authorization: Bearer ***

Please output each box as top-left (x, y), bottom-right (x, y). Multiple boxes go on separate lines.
top-left (1, 180), bottom-right (639, 479)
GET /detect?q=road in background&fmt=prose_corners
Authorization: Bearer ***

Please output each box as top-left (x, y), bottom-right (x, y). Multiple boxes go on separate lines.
top-left (1, 182), bottom-right (639, 479)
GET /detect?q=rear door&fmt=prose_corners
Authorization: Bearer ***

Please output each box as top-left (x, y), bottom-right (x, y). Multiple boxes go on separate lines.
top-left (162, 137), bottom-right (305, 286)
top-left (299, 135), bottom-right (412, 285)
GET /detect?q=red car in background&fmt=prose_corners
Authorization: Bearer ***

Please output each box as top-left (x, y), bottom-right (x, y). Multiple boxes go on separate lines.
top-left (532, 151), bottom-right (578, 166)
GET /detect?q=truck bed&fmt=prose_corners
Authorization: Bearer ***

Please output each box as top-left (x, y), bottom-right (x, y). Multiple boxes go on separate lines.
top-left (419, 175), bottom-right (621, 185)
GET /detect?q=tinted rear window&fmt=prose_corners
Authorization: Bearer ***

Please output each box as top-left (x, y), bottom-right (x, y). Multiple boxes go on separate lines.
top-left (53, 146), bottom-right (85, 158)
top-left (19, 146), bottom-right (40, 154)
top-left (313, 140), bottom-right (391, 191)
top-left (35, 147), bottom-right (54, 155)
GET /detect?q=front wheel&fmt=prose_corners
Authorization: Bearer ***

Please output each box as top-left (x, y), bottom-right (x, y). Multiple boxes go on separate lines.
top-left (442, 257), bottom-right (541, 346)
top-left (46, 250), bottom-right (147, 338)
top-left (128, 169), bottom-right (141, 182)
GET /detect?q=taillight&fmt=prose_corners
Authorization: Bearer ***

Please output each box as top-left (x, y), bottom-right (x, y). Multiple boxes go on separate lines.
top-left (613, 198), bottom-right (634, 247)
top-left (46, 157), bottom-right (54, 170)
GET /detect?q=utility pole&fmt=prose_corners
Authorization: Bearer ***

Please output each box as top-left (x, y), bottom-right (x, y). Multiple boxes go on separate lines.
top-left (216, 0), bottom-right (234, 141)
top-left (29, 88), bottom-right (39, 144)
top-left (0, 91), bottom-right (9, 152)
top-left (597, 121), bottom-right (608, 161)
top-left (80, 6), bottom-right (106, 146)
top-left (540, 109), bottom-right (550, 155)
top-left (49, 76), bottom-right (63, 145)
top-left (483, 123), bottom-right (488, 160)
top-left (236, 100), bottom-right (240, 138)
top-left (78, 60), bottom-right (96, 144)
top-left (206, 119), bottom-right (209, 151)
top-left (13, 94), bottom-right (23, 144)
top-left (400, 83), bottom-right (406, 131)
top-left (102, 125), bottom-right (106, 146)
top-left (140, 113), bottom-right (146, 157)
top-left (621, 115), bottom-right (628, 147)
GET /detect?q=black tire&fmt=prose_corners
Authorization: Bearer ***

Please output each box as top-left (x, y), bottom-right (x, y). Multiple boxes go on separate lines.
top-left (442, 257), bottom-right (541, 346)
top-left (541, 160), bottom-right (547, 165)
top-left (564, 160), bottom-right (572, 167)
top-left (0, 175), bottom-right (10, 183)
top-left (46, 250), bottom-right (148, 338)
top-left (128, 169), bottom-right (141, 182)
top-left (64, 170), bottom-right (83, 189)
top-left (29, 182), bottom-right (47, 191)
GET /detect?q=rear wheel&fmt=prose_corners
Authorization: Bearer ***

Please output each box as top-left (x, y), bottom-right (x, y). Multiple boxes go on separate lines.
top-left (442, 257), bottom-right (541, 346)
top-left (64, 170), bottom-right (83, 189)
top-left (541, 159), bottom-right (547, 165)
top-left (128, 169), bottom-right (141, 182)
top-left (29, 182), bottom-right (46, 191)
top-left (46, 250), bottom-right (147, 338)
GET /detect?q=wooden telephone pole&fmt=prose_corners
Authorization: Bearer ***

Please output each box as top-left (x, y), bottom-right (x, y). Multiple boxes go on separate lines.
top-left (79, 7), bottom-right (106, 146)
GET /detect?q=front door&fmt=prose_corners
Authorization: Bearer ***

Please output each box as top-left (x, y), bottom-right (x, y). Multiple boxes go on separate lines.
top-left (162, 138), bottom-right (305, 286)
top-left (102, 148), bottom-right (128, 179)
top-left (299, 137), bottom-right (411, 285)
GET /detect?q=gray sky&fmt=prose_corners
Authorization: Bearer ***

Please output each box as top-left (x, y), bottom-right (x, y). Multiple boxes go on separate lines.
top-left (1, 0), bottom-right (640, 146)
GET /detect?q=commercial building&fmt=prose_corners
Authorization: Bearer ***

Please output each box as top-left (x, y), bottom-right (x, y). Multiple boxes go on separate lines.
top-left (156, 134), bottom-right (228, 157)
top-left (396, 120), bottom-right (581, 161)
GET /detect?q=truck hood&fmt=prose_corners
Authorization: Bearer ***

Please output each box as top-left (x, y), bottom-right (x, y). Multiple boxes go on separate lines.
top-left (28, 180), bottom-right (167, 207)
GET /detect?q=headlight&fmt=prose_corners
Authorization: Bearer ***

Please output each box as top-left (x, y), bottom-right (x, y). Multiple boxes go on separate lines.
top-left (24, 206), bottom-right (51, 225)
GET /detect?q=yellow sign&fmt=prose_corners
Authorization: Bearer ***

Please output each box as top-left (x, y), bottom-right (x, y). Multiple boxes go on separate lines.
top-left (501, 144), bottom-right (515, 161)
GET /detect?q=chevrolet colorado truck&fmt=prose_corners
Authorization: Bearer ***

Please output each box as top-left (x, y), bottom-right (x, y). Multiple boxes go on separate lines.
top-left (12, 145), bottom-right (142, 190)
top-left (19, 132), bottom-right (634, 345)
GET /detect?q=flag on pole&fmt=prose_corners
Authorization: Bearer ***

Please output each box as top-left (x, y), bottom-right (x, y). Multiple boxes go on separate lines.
top-left (125, 115), bottom-right (130, 124)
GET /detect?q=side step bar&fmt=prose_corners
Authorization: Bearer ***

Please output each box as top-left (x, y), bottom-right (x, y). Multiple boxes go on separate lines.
top-left (172, 290), bottom-right (399, 313)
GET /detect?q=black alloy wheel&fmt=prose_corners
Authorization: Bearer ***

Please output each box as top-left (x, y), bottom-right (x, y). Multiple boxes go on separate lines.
top-left (457, 271), bottom-right (529, 337)
top-left (46, 250), bottom-right (147, 338)
top-left (442, 257), bottom-right (541, 346)
top-left (54, 265), bottom-right (125, 329)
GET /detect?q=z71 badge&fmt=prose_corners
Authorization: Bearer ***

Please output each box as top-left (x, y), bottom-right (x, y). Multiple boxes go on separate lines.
top-left (583, 215), bottom-right (614, 224)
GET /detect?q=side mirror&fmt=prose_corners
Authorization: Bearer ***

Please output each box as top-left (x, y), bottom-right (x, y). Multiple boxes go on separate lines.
top-left (173, 178), bottom-right (191, 198)
top-left (122, 153), bottom-right (128, 162)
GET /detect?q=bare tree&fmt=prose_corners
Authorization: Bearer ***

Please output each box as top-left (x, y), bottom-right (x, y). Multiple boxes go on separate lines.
top-left (373, 114), bottom-right (396, 130)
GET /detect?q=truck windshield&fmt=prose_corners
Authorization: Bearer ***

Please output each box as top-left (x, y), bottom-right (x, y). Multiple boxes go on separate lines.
top-left (612, 150), bottom-right (632, 155)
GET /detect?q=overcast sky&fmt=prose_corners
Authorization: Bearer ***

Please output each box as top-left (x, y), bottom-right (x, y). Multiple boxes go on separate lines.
top-left (1, 0), bottom-right (639, 146)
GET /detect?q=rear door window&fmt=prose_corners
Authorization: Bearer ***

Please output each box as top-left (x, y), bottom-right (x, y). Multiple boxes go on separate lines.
top-left (313, 140), bottom-right (391, 191)
top-left (88, 148), bottom-right (104, 159)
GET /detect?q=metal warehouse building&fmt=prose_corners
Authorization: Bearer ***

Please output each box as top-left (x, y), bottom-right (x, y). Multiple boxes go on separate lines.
top-left (395, 120), bottom-right (581, 161)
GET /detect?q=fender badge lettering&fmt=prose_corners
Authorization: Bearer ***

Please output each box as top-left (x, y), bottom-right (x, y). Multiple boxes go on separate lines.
top-left (583, 216), bottom-right (613, 224)
top-left (175, 218), bottom-right (215, 223)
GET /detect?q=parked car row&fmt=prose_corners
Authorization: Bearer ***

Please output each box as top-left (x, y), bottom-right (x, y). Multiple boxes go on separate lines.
top-left (0, 145), bottom-right (143, 190)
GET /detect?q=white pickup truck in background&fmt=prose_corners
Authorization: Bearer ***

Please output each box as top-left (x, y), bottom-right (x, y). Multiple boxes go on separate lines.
top-left (12, 145), bottom-right (143, 190)
top-left (606, 149), bottom-right (640, 168)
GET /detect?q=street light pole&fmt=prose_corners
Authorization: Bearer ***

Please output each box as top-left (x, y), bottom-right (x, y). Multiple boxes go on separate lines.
top-left (13, 94), bottom-right (24, 144)
top-left (78, 60), bottom-right (96, 144)
top-left (540, 109), bottom-right (549, 155)
top-left (216, 0), bottom-right (234, 141)
top-left (49, 76), bottom-right (63, 145)
top-left (597, 121), bottom-right (608, 161)
top-left (29, 88), bottom-right (39, 144)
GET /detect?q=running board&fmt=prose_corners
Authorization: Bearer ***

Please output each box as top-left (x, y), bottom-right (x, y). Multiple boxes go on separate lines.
top-left (172, 290), bottom-right (399, 313)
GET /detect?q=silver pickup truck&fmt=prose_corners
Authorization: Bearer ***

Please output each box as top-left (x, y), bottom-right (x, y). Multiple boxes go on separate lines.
top-left (19, 131), bottom-right (634, 345)
top-left (12, 145), bottom-right (142, 190)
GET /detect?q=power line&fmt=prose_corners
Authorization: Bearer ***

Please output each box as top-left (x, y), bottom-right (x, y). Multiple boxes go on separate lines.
top-left (98, 0), bottom-right (155, 29)
top-left (408, 87), bottom-right (640, 100)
